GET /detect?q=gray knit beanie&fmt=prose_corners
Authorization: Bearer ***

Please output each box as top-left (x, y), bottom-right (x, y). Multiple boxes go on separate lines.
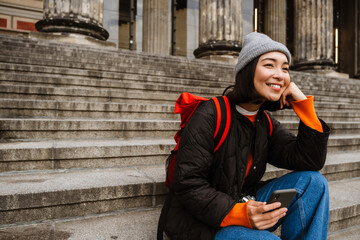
top-left (235, 32), bottom-right (291, 76)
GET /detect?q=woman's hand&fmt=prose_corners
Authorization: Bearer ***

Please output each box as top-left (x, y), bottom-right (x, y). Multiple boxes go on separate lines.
top-left (280, 82), bottom-right (307, 109)
top-left (247, 200), bottom-right (288, 230)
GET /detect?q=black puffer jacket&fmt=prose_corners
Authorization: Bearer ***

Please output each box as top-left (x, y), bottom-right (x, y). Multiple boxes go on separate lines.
top-left (161, 99), bottom-right (330, 240)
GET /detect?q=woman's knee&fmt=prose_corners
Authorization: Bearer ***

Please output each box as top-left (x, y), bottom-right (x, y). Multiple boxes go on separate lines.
top-left (296, 171), bottom-right (328, 195)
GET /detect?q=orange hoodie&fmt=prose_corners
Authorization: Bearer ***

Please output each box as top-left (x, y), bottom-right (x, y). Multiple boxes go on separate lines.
top-left (220, 96), bottom-right (323, 228)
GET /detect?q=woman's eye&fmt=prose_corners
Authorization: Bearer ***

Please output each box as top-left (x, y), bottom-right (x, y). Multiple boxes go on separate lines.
top-left (264, 64), bottom-right (273, 67)
top-left (283, 68), bottom-right (289, 72)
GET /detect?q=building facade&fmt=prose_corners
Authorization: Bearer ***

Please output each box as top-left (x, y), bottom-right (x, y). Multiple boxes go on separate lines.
top-left (0, 0), bottom-right (359, 78)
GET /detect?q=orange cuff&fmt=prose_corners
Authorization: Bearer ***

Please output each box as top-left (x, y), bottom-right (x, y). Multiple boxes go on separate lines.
top-left (220, 202), bottom-right (253, 228)
top-left (291, 96), bottom-right (323, 132)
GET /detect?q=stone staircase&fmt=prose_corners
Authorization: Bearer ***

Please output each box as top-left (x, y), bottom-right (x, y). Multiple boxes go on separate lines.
top-left (0, 33), bottom-right (359, 239)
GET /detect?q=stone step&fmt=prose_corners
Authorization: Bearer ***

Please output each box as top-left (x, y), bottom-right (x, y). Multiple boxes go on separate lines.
top-left (0, 98), bottom-right (359, 123)
top-left (0, 136), bottom-right (359, 173)
top-left (328, 224), bottom-right (360, 240)
top-left (328, 134), bottom-right (360, 152)
top-left (0, 98), bottom-right (359, 122)
top-left (0, 118), bottom-right (179, 140)
top-left (1, 82), bottom-right (360, 107)
top-left (0, 207), bottom-right (162, 240)
top-left (0, 118), bottom-right (359, 141)
top-left (0, 67), bottom-right (228, 91)
top-left (0, 165), bottom-right (167, 226)
top-left (0, 83), bottom-right (179, 104)
top-left (0, 138), bottom-right (173, 172)
top-left (0, 99), bottom-right (177, 120)
top-left (0, 168), bottom-right (359, 237)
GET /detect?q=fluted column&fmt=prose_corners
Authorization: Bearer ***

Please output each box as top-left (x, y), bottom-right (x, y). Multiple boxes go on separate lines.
top-left (194, 0), bottom-right (242, 63)
top-left (35, 0), bottom-right (109, 41)
top-left (356, 1), bottom-right (360, 77)
top-left (142, 0), bottom-right (169, 55)
top-left (293, 0), bottom-right (334, 71)
top-left (264, 0), bottom-right (286, 45)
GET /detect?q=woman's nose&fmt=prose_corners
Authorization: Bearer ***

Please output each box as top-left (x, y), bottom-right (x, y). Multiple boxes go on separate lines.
top-left (273, 68), bottom-right (285, 80)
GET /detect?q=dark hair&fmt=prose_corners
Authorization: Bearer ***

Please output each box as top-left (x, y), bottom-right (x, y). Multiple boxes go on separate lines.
top-left (226, 56), bottom-right (262, 104)
top-left (226, 56), bottom-right (286, 111)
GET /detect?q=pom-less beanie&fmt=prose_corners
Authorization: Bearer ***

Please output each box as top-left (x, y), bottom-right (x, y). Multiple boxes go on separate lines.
top-left (235, 32), bottom-right (291, 76)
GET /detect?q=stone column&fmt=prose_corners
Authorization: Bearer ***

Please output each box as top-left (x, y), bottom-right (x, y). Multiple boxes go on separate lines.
top-left (264, 0), bottom-right (286, 45)
top-left (293, 0), bottom-right (334, 71)
top-left (142, 0), bottom-right (169, 55)
top-left (35, 0), bottom-right (109, 41)
top-left (193, 0), bottom-right (242, 63)
top-left (356, 1), bottom-right (360, 78)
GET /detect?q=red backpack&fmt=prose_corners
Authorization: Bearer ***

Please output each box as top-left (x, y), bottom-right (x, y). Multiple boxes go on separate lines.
top-left (165, 92), bottom-right (231, 188)
top-left (165, 92), bottom-right (274, 188)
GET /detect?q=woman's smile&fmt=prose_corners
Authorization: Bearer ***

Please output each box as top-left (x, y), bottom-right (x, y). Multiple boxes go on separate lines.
top-left (266, 83), bottom-right (282, 91)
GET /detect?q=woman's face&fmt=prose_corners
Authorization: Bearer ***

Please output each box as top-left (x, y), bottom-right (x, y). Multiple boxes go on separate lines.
top-left (253, 51), bottom-right (290, 102)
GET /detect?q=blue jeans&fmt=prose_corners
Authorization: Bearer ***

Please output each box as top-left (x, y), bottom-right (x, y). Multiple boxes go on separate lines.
top-left (215, 171), bottom-right (329, 240)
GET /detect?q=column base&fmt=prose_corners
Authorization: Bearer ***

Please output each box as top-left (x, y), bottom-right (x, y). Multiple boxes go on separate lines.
top-left (293, 59), bottom-right (349, 78)
top-left (193, 40), bottom-right (241, 64)
top-left (29, 32), bottom-right (116, 48)
top-left (35, 18), bottom-right (109, 41)
top-left (292, 59), bottom-right (335, 72)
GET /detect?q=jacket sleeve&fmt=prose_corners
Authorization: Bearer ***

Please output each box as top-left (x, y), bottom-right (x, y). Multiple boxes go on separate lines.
top-left (171, 100), bottom-right (236, 229)
top-left (267, 110), bottom-right (331, 171)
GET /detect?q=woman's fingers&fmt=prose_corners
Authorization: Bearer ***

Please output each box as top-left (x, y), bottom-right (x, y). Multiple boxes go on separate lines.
top-left (256, 211), bottom-right (286, 229)
top-left (280, 82), bottom-right (307, 109)
top-left (247, 201), bottom-right (288, 230)
top-left (252, 208), bottom-right (287, 230)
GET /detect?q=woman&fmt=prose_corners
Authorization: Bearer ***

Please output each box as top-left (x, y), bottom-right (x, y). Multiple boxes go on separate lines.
top-left (159, 32), bottom-right (330, 240)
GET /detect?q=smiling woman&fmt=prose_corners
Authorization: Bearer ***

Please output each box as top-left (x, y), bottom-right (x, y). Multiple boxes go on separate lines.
top-left (158, 32), bottom-right (331, 240)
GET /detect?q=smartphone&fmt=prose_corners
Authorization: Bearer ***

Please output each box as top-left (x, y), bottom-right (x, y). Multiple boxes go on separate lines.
top-left (266, 189), bottom-right (297, 212)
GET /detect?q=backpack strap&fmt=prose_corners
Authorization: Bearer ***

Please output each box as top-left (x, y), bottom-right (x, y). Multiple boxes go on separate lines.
top-left (212, 96), bottom-right (231, 152)
top-left (264, 111), bottom-right (273, 137)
